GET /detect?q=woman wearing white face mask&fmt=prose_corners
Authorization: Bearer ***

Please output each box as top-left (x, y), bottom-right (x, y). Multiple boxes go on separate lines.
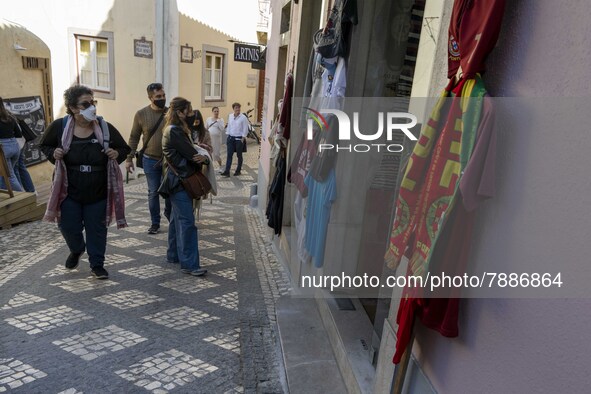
top-left (40, 85), bottom-right (131, 279)
top-left (205, 106), bottom-right (224, 167)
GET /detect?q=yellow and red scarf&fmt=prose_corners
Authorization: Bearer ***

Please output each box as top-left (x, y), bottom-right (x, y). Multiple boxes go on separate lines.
top-left (386, 76), bottom-right (487, 276)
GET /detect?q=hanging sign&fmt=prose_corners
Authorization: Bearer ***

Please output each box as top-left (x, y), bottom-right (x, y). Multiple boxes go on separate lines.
top-left (234, 43), bottom-right (261, 63)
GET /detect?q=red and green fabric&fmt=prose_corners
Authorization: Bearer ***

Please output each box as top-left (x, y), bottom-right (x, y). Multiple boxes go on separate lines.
top-left (387, 76), bottom-right (487, 278)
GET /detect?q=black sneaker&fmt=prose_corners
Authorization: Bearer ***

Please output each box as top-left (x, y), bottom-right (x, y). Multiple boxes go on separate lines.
top-left (181, 268), bottom-right (207, 276)
top-left (233, 171), bottom-right (241, 176)
top-left (65, 252), bottom-right (82, 270)
top-left (91, 266), bottom-right (109, 279)
top-left (220, 172), bottom-right (230, 177)
top-left (148, 224), bottom-right (160, 234)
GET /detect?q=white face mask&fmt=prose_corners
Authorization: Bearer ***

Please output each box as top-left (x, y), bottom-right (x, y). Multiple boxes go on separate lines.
top-left (80, 105), bottom-right (97, 122)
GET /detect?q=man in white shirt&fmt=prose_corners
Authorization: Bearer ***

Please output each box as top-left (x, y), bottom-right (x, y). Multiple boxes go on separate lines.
top-left (221, 102), bottom-right (249, 177)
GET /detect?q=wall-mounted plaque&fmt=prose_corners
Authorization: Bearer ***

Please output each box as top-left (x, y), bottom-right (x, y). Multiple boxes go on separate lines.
top-left (181, 44), bottom-right (193, 63)
top-left (134, 37), bottom-right (153, 58)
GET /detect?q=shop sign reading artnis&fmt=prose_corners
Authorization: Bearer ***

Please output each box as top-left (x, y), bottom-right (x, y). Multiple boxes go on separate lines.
top-left (233, 43), bottom-right (261, 63)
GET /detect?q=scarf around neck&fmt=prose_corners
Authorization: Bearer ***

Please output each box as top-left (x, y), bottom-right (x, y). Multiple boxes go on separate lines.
top-left (43, 116), bottom-right (127, 228)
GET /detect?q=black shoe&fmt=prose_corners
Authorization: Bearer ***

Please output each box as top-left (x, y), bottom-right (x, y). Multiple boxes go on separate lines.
top-left (148, 224), bottom-right (160, 234)
top-left (181, 268), bottom-right (207, 276)
top-left (233, 171), bottom-right (241, 176)
top-left (92, 266), bottom-right (109, 279)
top-left (65, 252), bottom-right (82, 270)
top-left (220, 172), bottom-right (230, 177)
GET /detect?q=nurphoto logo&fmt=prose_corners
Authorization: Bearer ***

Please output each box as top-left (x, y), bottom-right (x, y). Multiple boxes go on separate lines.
top-left (304, 107), bottom-right (418, 153)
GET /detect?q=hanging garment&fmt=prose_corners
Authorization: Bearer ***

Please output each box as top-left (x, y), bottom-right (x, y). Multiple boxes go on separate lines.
top-left (390, 79), bottom-right (497, 364)
top-left (277, 73), bottom-right (294, 143)
top-left (266, 154), bottom-right (287, 235)
top-left (313, 0), bottom-right (358, 59)
top-left (287, 126), bottom-right (318, 198)
top-left (293, 191), bottom-right (311, 264)
top-left (448, 0), bottom-right (506, 79)
top-left (386, 77), bottom-right (486, 274)
top-left (304, 169), bottom-right (337, 268)
top-left (308, 115), bottom-right (339, 183)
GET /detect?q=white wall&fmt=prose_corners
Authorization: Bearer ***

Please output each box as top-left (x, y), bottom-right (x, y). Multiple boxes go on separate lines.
top-left (400, 0), bottom-right (591, 392)
top-left (257, 0), bottom-right (282, 211)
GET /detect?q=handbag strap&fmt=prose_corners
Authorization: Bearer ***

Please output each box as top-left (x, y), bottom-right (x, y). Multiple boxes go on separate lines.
top-left (141, 110), bottom-right (166, 150)
top-left (206, 118), bottom-right (221, 131)
top-left (164, 156), bottom-right (181, 178)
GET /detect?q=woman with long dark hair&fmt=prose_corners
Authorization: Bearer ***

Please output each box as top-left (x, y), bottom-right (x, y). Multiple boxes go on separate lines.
top-left (191, 109), bottom-right (212, 155)
top-left (0, 97), bottom-right (24, 192)
top-left (159, 97), bottom-right (209, 276)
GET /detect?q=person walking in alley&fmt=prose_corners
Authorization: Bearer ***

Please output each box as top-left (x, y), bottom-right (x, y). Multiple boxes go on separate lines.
top-left (220, 102), bottom-right (249, 177)
top-left (126, 82), bottom-right (171, 234)
top-left (205, 106), bottom-right (224, 168)
top-left (0, 97), bottom-right (24, 192)
top-left (191, 109), bottom-right (213, 155)
top-left (158, 97), bottom-right (208, 277)
top-left (40, 85), bottom-right (130, 279)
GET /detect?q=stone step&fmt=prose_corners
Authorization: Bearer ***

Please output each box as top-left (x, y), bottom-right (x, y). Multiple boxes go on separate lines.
top-left (276, 296), bottom-right (348, 394)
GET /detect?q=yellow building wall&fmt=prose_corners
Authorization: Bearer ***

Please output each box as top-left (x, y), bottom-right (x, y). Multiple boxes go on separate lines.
top-left (0, 21), bottom-right (54, 183)
top-left (179, 14), bottom-right (258, 122)
top-left (0, 22), bottom-right (48, 99)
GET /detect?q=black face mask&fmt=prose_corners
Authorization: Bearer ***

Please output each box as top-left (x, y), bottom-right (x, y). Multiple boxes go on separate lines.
top-left (185, 115), bottom-right (196, 126)
top-left (154, 99), bottom-right (166, 109)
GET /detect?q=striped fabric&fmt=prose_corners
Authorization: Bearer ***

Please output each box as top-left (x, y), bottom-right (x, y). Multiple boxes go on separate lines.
top-left (386, 76), bottom-right (487, 276)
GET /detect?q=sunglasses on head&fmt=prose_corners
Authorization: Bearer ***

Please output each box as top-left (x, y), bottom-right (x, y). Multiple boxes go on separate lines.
top-left (77, 100), bottom-right (97, 109)
top-left (148, 83), bottom-right (163, 91)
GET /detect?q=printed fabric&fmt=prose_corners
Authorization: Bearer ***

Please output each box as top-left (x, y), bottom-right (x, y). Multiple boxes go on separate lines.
top-left (448, 0), bottom-right (506, 79)
top-left (386, 77), bottom-right (487, 276)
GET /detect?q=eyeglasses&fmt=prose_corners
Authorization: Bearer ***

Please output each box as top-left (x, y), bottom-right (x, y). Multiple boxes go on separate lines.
top-left (77, 100), bottom-right (97, 109)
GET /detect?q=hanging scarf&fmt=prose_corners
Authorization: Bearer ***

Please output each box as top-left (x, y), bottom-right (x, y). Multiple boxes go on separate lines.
top-left (388, 77), bottom-right (488, 365)
top-left (43, 116), bottom-right (127, 228)
top-left (386, 76), bottom-right (487, 276)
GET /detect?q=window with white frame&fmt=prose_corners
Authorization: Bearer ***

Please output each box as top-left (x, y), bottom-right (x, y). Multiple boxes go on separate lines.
top-left (205, 53), bottom-right (224, 100)
top-left (76, 35), bottom-right (111, 92)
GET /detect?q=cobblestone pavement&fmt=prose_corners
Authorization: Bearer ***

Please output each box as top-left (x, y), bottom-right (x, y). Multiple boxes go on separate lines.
top-left (0, 142), bottom-right (292, 393)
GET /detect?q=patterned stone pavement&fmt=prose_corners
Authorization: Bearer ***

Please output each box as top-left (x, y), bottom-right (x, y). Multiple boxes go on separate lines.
top-left (0, 143), bottom-right (292, 393)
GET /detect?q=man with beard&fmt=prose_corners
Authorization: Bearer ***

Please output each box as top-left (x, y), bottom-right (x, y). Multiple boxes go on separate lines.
top-left (126, 82), bottom-right (171, 234)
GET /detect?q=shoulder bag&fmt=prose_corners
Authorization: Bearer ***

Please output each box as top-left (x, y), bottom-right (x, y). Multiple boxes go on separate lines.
top-left (166, 158), bottom-right (212, 199)
top-left (16, 118), bottom-right (38, 142)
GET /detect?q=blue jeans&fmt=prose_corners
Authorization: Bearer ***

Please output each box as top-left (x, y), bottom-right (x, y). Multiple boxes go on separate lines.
top-left (14, 149), bottom-right (35, 192)
top-left (0, 138), bottom-right (24, 192)
top-left (167, 189), bottom-right (200, 270)
top-left (143, 155), bottom-right (171, 225)
top-left (224, 136), bottom-right (244, 173)
top-left (58, 197), bottom-right (108, 269)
